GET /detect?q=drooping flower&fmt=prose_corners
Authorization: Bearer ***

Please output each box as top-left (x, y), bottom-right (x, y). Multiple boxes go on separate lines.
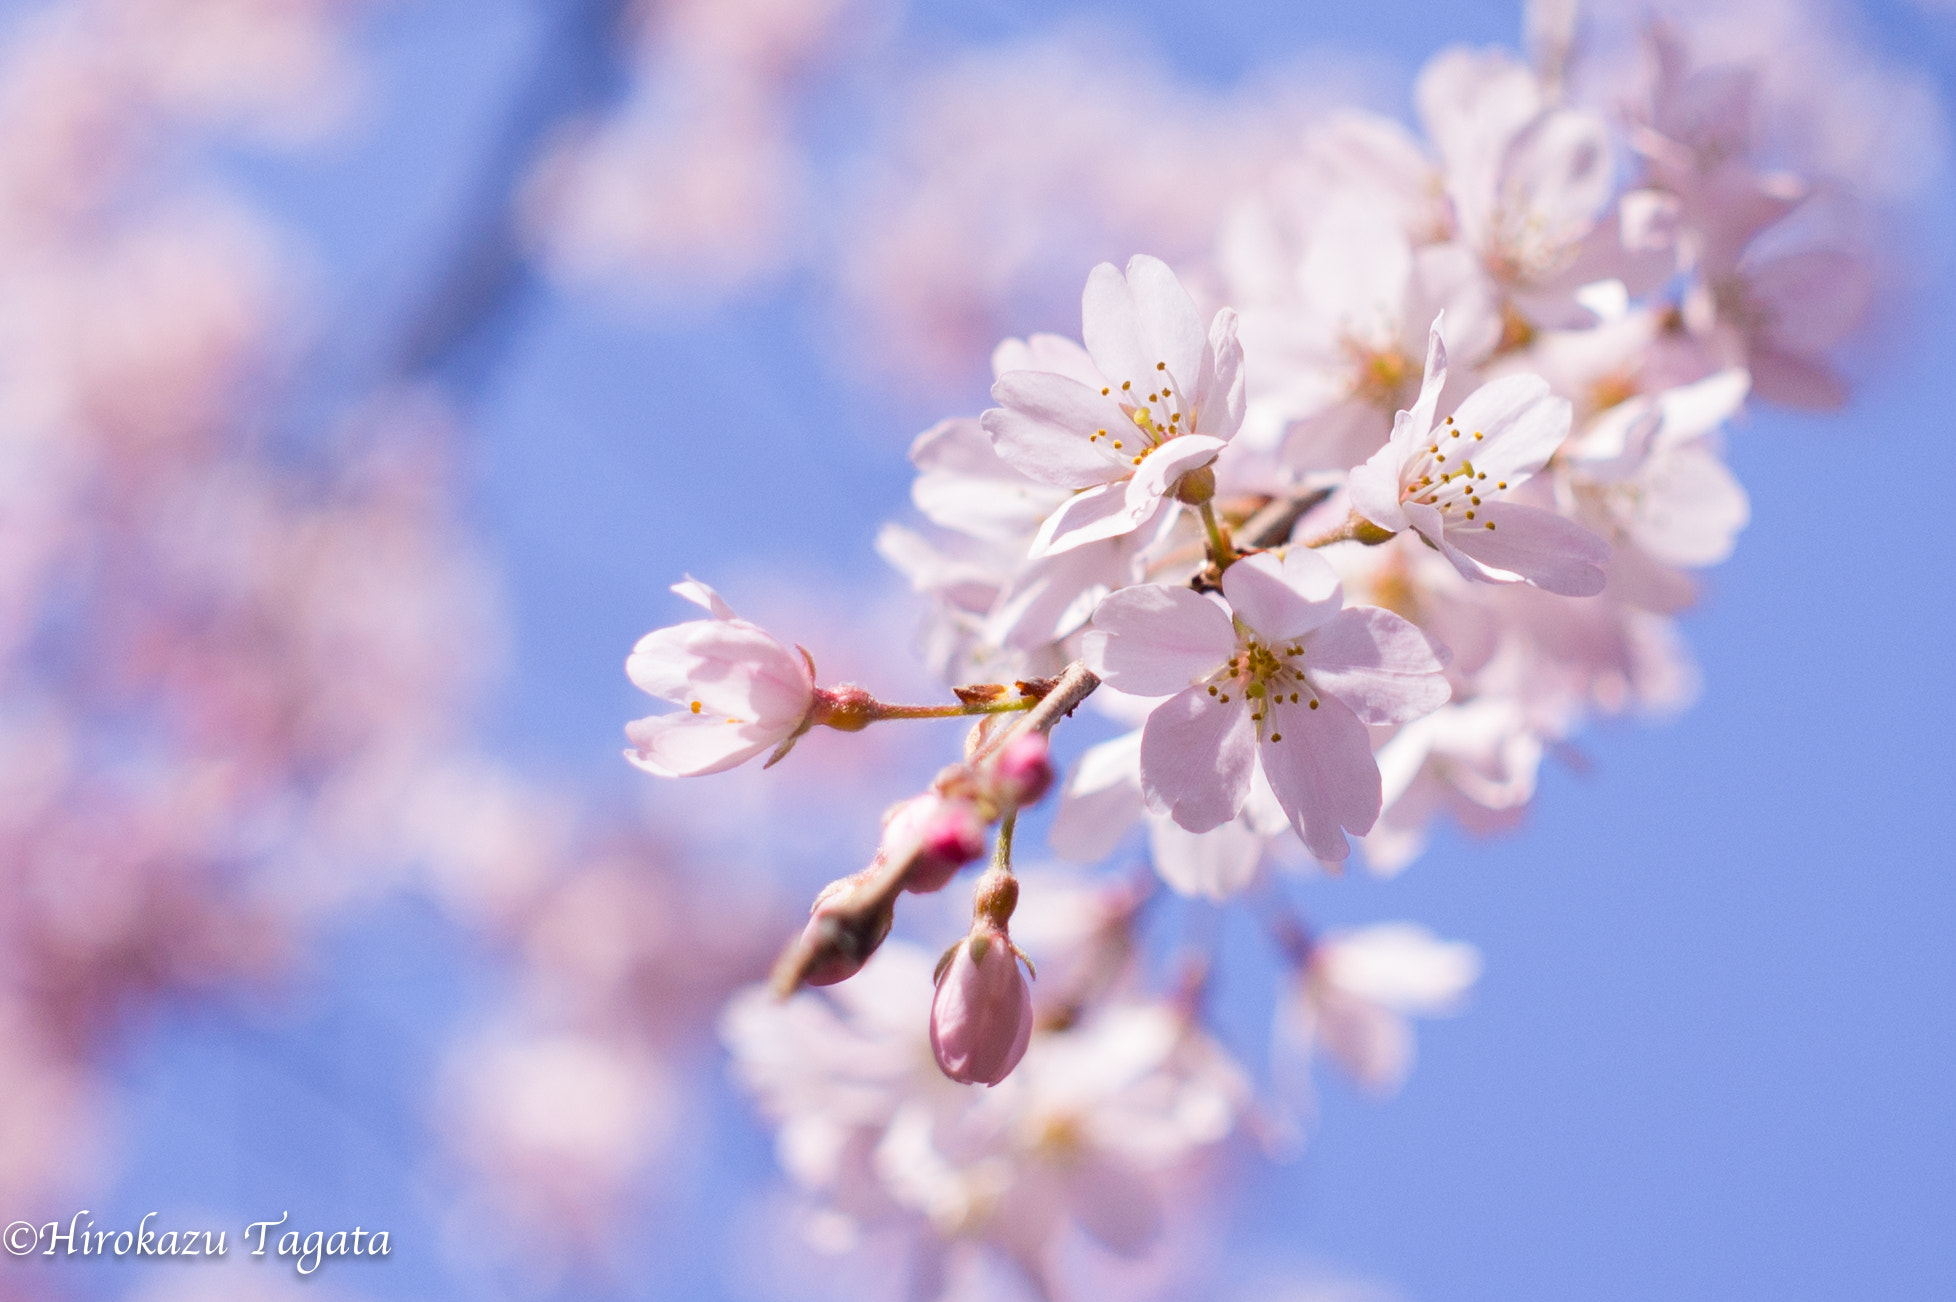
top-left (623, 578), bottom-right (816, 777)
top-left (1082, 549), bottom-right (1450, 863)
top-left (1348, 319), bottom-right (1611, 597)
top-left (930, 920), bottom-right (1034, 1086)
top-left (983, 254), bottom-right (1245, 557)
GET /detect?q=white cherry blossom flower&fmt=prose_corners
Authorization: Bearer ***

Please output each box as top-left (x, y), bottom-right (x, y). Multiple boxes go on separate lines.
top-left (1280, 922), bottom-right (1481, 1094)
top-left (1083, 549), bottom-right (1449, 863)
top-left (623, 578), bottom-right (816, 777)
top-left (983, 254), bottom-right (1245, 557)
top-left (1348, 319), bottom-right (1611, 597)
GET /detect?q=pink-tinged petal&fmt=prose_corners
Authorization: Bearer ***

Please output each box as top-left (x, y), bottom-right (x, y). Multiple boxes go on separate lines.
top-left (1746, 346), bottom-right (1846, 411)
top-left (1403, 315), bottom-right (1448, 442)
top-left (1147, 813), bottom-right (1265, 900)
top-left (1310, 984), bottom-right (1413, 1094)
top-left (1125, 435), bottom-right (1225, 515)
top-left (985, 542), bottom-right (1126, 649)
top-left (1746, 250), bottom-right (1872, 355)
top-left (1195, 307), bottom-right (1246, 439)
top-left (1303, 607), bottom-right (1452, 725)
top-left (671, 575), bottom-right (736, 619)
top-left (1348, 438), bottom-right (1412, 532)
top-left (1257, 691), bottom-right (1381, 863)
top-left (1140, 686), bottom-right (1254, 833)
top-left (626, 619), bottom-right (811, 722)
top-left (1081, 260), bottom-right (1149, 390)
top-left (984, 371), bottom-right (1131, 489)
top-left (1082, 585), bottom-right (1233, 696)
top-left (1029, 480), bottom-right (1141, 558)
top-left (1220, 550), bottom-right (1342, 643)
top-left (1124, 254), bottom-right (1206, 397)
top-left (990, 332), bottom-right (1102, 387)
top-left (624, 712), bottom-right (777, 777)
top-left (1446, 500), bottom-right (1609, 595)
top-left (1446, 377), bottom-right (1569, 484)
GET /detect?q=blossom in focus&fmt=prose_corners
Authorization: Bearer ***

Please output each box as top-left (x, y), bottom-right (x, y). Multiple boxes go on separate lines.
top-left (1348, 319), bottom-right (1611, 597)
top-left (1084, 549), bottom-right (1449, 863)
top-left (983, 254), bottom-right (1244, 557)
top-left (1279, 922), bottom-right (1481, 1094)
top-left (624, 577), bottom-right (816, 776)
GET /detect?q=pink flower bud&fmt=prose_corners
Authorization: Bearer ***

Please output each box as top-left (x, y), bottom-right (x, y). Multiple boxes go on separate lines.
top-left (881, 794), bottom-right (987, 894)
top-left (797, 875), bottom-right (894, 987)
top-left (929, 925), bottom-right (1033, 1085)
top-left (990, 732), bottom-right (1053, 807)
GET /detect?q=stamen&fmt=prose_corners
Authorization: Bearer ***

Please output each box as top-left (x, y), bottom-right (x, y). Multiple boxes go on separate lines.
top-left (690, 701), bottom-right (702, 713)
top-left (1308, 699), bottom-right (1319, 709)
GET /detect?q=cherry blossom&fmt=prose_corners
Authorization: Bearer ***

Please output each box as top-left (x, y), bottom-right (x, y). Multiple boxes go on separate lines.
top-left (1084, 549), bottom-right (1449, 863)
top-left (983, 255), bottom-right (1245, 557)
top-left (1279, 923), bottom-right (1482, 1094)
top-left (624, 577), bottom-right (817, 777)
top-left (1348, 319), bottom-right (1611, 597)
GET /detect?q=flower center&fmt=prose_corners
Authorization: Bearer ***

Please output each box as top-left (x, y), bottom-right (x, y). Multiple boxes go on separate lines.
top-left (1202, 633), bottom-right (1320, 743)
top-left (1086, 361), bottom-right (1192, 468)
top-left (1402, 415), bottom-right (1505, 532)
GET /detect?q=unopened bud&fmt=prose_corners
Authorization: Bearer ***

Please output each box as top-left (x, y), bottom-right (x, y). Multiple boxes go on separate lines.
top-left (881, 794), bottom-right (987, 894)
top-left (798, 874), bottom-right (894, 987)
top-left (989, 732), bottom-right (1053, 807)
top-left (929, 923), bottom-right (1033, 1085)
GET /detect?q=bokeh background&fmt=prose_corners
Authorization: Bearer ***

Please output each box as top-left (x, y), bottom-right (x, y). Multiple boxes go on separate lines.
top-left (0, 0), bottom-right (1950, 1300)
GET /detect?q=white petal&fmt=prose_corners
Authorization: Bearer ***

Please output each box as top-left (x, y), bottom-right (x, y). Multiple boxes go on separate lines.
top-left (984, 371), bottom-right (1131, 490)
top-left (1219, 550), bottom-right (1342, 643)
top-left (1147, 813), bottom-right (1265, 900)
top-left (1049, 732), bottom-right (1145, 862)
top-left (1194, 307), bottom-right (1246, 439)
top-left (1082, 585), bottom-right (1234, 696)
top-left (626, 619), bottom-right (812, 723)
top-left (1029, 481), bottom-right (1140, 558)
top-left (1318, 922), bottom-right (1482, 1012)
top-left (1123, 254), bottom-right (1206, 399)
top-left (1303, 607), bottom-right (1452, 725)
top-left (1445, 501), bottom-right (1609, 596)
top-left (1140, 686), bottom-right (1254, 833)
top-left (671, 575), bottom-right (735, 619)
top-left (1257, 691), bottom-right (1381, 863)
top-left (624, 713), bottom-right (778, 778)
top-left (1446, 376), bottom-right (1568, 485)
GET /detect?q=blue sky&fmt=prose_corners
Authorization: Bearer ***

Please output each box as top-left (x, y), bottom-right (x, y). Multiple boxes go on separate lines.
top-left (34, 1), bottom-right (1956, 1299)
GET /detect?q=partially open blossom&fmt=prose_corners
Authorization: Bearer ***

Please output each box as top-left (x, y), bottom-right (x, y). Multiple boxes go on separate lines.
top-left (1084, 549), bottom-right (1450, 863)
top-left (624, 577), bottom-right (817, 776)
top-left (881, 792), bottom-right (988, 894)
top-left (983, 254), bottom-right (1245, 557)
top-left (1348, 318), bottom-right (1610, 597)
top-left (930, 911), bottom-right (1034, 1085)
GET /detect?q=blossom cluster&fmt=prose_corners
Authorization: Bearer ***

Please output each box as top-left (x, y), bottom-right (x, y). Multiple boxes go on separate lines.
top-left (617, 4), bottom-right (1901, 1295)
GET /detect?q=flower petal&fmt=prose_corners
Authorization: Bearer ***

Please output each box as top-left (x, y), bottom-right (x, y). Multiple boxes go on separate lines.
top-left (1446, 377), bottom-right (1569, 485)
top-left (1303, 607), bottom-right (1452, 725)
top-left (984, 371), bottom-right (1132, 490)
top-left (1123, 254), bottom-right (1206, 397)
top-left (1257, 691), bottom-right (1381, 863)
top-left (1028, 481), bottom-right (1140, 558)
top-left (672, 575), bottom-right (736, 619)
top-left (1446, 500), bottom-right (1609, 595)
top-left (1220, 549), bottom-right (1342, 643)
top-left (1125, 435), bottom-right (1225, 514)
top-left (1140, 686), bottom-right (1255, 833)
top-left (626, 619), bottom-right (812, 723)
top-left (1194, 306), bottom-right (1246, 439)
top-left (624, 712), bottom-right (778, 778)
top-left (1050, 731), bottom-right (1146, 862)
top-left (1082, 585), bottom-right (1234, 696)
top-left (1147, 812), bottom-right (1265, 900)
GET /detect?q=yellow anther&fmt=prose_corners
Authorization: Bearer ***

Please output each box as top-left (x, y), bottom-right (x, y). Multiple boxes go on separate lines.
top-left (1486, 522), bottom-right (1496, 530)
top-left (1497, 481), bottom-right (1507, 489)
top-left (1112, 440), bottom-right (1123, 449)
top-left (1466, 510), bottom-right (1475, 520)
top-left (1131, 456), bottom-right (1143, 465)
top-left (1122, 381), bottom-right (1132, 390)
top-left (1474, 431), bottom-right (1483, 440)
top-left (1451, 430), bottom-right (1461, 438)
top-left (1101, 387), bottom-right (1110, 395)
top-left (1270, 732), bottom-right (1282, 742)
top-left (690, 701), bottom-right (702, 713)
top-left (1156, 361), bottom-right (1166, 370)
top-left (1308, 699), bottom-right (1319, 709)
